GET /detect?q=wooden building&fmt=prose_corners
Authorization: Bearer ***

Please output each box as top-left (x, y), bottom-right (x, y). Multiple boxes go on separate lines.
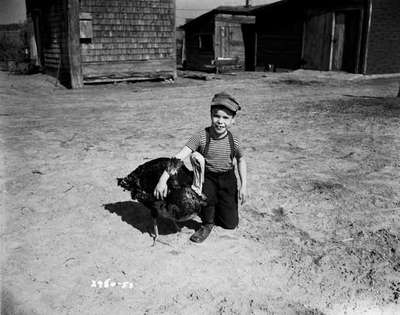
top-left (254, 0), bottom-right (400, 74)
top-left (182, 6), bottom-right (257, 73)
top-left (25, 0), bottom-right (176, 88)
top-left (300, 0), bottom-right (400, 74)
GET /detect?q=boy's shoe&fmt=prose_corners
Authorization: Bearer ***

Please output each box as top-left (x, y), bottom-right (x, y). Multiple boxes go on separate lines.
top-left (190, 224), bottom-right (213, 243)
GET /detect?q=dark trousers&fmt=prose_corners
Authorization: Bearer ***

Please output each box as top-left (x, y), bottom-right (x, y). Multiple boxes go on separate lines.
top-left (201, 169), bottom-right (238, 229)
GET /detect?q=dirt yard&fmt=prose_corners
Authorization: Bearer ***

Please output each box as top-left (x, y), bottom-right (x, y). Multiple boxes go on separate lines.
top-left (1, 69), bottom-right (400, 315)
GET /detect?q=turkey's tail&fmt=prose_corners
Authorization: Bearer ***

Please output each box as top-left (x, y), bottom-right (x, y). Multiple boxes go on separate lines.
top-left (117, 177), bottom-right (129, 190)
top-left (117, 174), bottom-right (139, 192)
top-left (190, 152), bottom-right (205, 196)
top-left (118, 174), bottom-right (153, 203)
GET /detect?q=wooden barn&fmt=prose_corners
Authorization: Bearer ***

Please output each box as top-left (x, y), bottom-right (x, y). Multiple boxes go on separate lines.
top-left (25, 0), bottom-right (176, 88)
top-left (253, 0), bottom-right (400, 74)
top-left (181, 6), bottom-right (257, 73)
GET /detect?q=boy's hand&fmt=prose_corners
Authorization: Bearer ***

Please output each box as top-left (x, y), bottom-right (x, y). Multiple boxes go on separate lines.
top-left (154, 175), bottom-right (169, 200)
top-left (239, 185), bottom-right (247, 205)
top-left (154, 181), bottom-right (168, 200)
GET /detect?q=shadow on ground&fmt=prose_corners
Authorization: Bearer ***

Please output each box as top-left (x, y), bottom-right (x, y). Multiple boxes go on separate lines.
top-left (2, 289), bottom-right (38, 315)
top-left (103, 201), bottom-right (200, 236)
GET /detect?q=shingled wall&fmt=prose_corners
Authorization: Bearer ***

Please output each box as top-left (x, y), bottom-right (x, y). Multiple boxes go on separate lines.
top-left (79, 0), bottom-right (176, 81)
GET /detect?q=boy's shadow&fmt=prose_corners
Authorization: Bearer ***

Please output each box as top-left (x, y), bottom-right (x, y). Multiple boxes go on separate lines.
top-left (103, 201), bottom-right (201, 236)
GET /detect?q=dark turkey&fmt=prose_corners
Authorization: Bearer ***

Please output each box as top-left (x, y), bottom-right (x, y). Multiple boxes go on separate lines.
top-left (117, 157), bottom-right (206, 244)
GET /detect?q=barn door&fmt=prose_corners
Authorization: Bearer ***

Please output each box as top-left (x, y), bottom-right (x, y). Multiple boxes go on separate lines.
top-left (332, 10), bottom-right (361, 73)
top-left (218, 25), bottom-right (231, 57)
top-left (302, 11), bottom-right (333, 71)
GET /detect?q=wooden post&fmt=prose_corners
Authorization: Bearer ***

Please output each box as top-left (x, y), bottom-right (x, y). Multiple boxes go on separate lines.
top-left (172, 0), bottom-right (177, 79)
top-left (397, 84), bottom-right (400, 97)
top-left (362, 0), bottom-right (373, 74)
top-left (67, 0), bottom-right (83, 88)
top-left (26, 16), bottom-right (38, 66)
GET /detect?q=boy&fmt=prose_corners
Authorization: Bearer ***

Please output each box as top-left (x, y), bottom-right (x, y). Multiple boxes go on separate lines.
top-left (154, 92), bottom-right (247, 243)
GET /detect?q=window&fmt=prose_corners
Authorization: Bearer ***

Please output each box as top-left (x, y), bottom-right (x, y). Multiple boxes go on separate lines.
top-left (80, 12), bottom-right (93, 44)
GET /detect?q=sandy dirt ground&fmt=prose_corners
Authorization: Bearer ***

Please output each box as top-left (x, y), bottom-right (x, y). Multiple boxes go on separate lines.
top-left (1, 69), bottom-right (400, 315)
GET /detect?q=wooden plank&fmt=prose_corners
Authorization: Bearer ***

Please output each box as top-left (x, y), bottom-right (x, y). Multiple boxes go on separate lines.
top-left (44, 49), bottom-right (62, 55)
top-left (67, 0), bottom-right (83, 88)
top-left (79, 12), bottom-right (92, 19)
top-left (82, 59), bottom-right (176, 78)
top-left (302, 10), bottom-right (333, 71)
top-left (84, 74), bottom-right (172, 84)
top-left (215, 14), bottom-right (255, 24)
top-left (332, 12), bottom-right (345, 70)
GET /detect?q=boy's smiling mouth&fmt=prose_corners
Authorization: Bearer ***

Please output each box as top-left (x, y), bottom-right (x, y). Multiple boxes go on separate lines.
top-left (212, 125), bottom-right (229, 138)
top-left (214, 124), bottom-right (226, 131)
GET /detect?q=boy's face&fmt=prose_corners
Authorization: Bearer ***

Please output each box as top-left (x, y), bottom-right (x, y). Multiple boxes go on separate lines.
top-left (210, 107), bottom-right (235, 137)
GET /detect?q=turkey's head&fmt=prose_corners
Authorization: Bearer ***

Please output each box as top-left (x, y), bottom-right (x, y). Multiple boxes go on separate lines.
top-left (165, 157), bottom-right (184, 176)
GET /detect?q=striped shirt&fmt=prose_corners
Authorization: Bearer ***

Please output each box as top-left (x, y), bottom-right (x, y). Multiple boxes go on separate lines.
top-left (185, 128), bottom-right (243, 173)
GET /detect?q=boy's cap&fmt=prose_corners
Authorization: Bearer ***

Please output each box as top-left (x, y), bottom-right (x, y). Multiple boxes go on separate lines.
top-left (211, 92), bottom-right (241, 113)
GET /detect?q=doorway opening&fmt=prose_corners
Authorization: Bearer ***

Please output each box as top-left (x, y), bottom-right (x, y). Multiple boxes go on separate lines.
top-left (242, 24), bottom-right (256, 71)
